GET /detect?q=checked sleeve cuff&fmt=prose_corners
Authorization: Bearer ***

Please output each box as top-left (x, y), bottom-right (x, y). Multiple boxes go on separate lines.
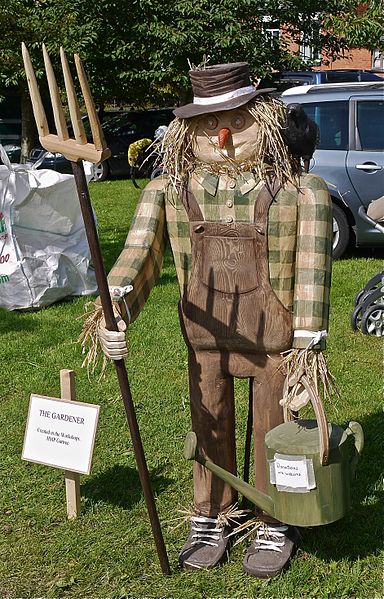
top-left (292, 329), bottom-right (328, 350)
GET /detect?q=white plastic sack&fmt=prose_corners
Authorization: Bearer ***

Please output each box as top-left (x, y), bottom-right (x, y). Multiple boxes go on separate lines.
top-left (0, 147), bottom-right (97, 310)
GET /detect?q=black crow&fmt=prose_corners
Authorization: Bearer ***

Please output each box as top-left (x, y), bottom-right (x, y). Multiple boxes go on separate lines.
top-left (282, 103), bottom-right (319, 172)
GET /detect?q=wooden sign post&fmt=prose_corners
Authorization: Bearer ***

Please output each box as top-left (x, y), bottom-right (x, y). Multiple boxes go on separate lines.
top-left (22, 370), bottom-right (100, 521)
top-left (60, 369), bottom-right (81, 519)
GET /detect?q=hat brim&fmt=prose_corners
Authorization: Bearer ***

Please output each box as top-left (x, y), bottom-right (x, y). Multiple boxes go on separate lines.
top-left (173, 88), bottom-right (276, 118)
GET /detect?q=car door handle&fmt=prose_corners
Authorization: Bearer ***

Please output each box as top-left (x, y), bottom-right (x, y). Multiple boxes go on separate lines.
top-left (355, 163), bottom-right (383, 171)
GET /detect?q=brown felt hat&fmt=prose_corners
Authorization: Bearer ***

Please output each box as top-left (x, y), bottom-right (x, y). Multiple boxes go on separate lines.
top-left (173, 62), bottom-right (275, 118)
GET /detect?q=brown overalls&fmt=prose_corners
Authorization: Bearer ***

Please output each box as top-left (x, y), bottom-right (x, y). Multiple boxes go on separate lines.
top-left (179, 181), bottom-right (294, 517)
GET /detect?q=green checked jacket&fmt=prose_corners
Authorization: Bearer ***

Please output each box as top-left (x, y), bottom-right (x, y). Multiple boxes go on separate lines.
top-left (107, 169), bottom-right (332, 349)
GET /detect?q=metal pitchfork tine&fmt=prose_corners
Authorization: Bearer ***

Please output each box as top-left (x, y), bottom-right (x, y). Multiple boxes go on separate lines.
top-left (22, 43), bottom-right (170, 575)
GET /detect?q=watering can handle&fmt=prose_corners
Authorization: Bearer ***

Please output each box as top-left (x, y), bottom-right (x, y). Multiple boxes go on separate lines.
top-left (293, 376), bottom-right (330, 466)
top-left (345, 421), bottom-right (364, 478)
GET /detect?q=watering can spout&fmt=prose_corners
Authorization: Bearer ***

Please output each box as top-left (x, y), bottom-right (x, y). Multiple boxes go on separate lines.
top-left (184, 431), bottom-right (275, 517)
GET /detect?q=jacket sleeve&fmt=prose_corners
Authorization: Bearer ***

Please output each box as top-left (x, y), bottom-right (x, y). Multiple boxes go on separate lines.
top-left (292, 174), bottom-right (333, 349)
top-left (107, 178), bottom-right (167, 324)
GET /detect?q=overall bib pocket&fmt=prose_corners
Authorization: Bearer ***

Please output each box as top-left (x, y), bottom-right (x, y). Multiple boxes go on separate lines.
top-left (200, 235), bottom-right (259, 294)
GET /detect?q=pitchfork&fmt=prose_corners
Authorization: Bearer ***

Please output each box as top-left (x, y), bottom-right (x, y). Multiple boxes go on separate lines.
top-left (22, 43), bottom-right (170, 575)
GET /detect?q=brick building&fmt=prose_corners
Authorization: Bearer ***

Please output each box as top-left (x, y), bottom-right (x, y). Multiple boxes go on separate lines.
top-left (297, 44), bottom-right (384, 74)
top-left (264, 15), bottom-right (384, 76)
top-left (322, 48), bottom-right (380, 71)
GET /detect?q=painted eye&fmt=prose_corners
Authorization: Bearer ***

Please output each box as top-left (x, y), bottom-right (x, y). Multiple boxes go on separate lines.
top-left (231, 114), bottom-right (245, 129)
top-left (205, 115), bottom-right (218, 130)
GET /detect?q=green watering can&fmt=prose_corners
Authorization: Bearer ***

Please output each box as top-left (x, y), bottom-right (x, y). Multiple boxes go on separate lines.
top-left (184, 376), bottom-right (364, 527)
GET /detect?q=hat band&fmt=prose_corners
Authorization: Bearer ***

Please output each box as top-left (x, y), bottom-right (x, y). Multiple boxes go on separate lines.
top-left (193, 85), bottom-right (256, 106)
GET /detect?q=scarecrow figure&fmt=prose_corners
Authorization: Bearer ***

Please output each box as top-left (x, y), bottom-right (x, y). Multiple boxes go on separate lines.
top-left (93, 62), bottom-right (332, 577)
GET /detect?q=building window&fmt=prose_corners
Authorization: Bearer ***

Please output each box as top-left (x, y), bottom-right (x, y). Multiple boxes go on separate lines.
top-left (265, 23), bottom-right (280, 44)
top-left (299, 32), bottom-right (321, 65)
top-left (298, 14), bottom-right (321, 66)
top-left (372, 49), bottom-right (384, 71)
top-left (262, 16), bottom-right (281, 45)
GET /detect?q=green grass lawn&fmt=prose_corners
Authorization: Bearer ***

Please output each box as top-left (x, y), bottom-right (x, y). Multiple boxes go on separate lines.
top-left (0, 179), bottom-right (382, 598)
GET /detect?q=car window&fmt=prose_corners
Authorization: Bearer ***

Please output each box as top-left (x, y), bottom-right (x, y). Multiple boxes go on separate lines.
top-left (120, 123), bottom-right (138, 134)
top-left (261, 76), bottom-right (312, 92)
top-left (102, 117), bottom-right (138, 135)
top-left (356, 100), bottom-right (384, 151)
top-left (325, 72), bottom-right (359, 83)
top-left (0, 121), bottom-right (21, 138)
top-left (300, 101), bottom-right (349, 150)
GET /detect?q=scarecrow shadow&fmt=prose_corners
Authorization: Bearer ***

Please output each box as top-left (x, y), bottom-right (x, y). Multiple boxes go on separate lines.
top-left (98, 232), bottom-right (129, 273)
top-left (299, 409), bottom-right (383, 561)
top-left (182, 268), bottom-right (270, 371)
top-left (81, 463), bottom-right (172, 510)
top-left (179, 267), bottom-right (271, 509)
top-left (158, 270), bottom-right (178, 286)
top-left (0, 308), bottom-right (39, 333)
top-left (340, 244), bottom-right (384, 261)
top-left (157, 247), bottom-right (179, 286)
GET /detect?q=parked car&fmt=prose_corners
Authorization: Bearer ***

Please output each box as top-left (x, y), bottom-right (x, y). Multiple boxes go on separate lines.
top-left (261, 69), bottom-right (383, 94)
top-left (0, 94), bottom-right (22, 163)
top-left (0, 92), bottom-right (56, 164)
top-left (26, 111), bottom-right (126, 175)
top-left (280, 81), bottom-right (384, 258)
top-left (28, 108), bottom-right (175, 181)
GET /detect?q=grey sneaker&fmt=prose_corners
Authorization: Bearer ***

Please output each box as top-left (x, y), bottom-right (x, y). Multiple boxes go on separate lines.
top-left (179, 515), bottom-right (231, 570)
top-left (243, 524), bottom-right (300, 578)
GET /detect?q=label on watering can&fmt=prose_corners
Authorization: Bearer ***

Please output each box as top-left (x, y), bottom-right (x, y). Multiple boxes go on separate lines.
top-left (269, 453), bottom-right (316, 493)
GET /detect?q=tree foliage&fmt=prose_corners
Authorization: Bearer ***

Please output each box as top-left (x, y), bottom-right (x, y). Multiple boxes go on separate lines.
top-left (323, 0), bottom-right (384, 51)
top-left (0, 0), bottom-right (99, 88)
top-left (2, 0), bottom-right (383, 104)
top-left (0, 0), bottom-right (382, 157)
top-left (124, 0), bottom-right (384, 104)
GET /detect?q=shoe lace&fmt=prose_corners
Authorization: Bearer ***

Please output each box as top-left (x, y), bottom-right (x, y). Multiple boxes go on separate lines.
top-left (190, 516), bottom-right (224, 547)
top-left (254, 524), bottom-right (288, 553)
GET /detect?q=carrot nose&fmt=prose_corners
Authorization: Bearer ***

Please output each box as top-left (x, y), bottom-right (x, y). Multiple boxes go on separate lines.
top-left (218, 127), bottom-right (231, 149)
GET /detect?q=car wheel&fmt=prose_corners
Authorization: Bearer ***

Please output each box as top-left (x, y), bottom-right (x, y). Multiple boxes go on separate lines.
top-left (351, 303), bottom-right (364, 331)
top-left (151, 166), bottom-right (166, 179)
top-left (136, 152), bottom-right (156, 179)
top-left (361, 303), bottom-right (384, 336)
top-left (350, 287), bottom-right (383, 331)
top-left (354, 272), bottom-right (383, 305)
top-left (91, 161), bottom-right (109, 182)
top-left (332, 203), bottom-right (349, 259)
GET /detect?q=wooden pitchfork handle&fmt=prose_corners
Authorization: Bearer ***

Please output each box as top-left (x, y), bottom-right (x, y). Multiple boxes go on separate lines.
top-left (72, 162), bottom-right (170, 574)
top-left (22, 43), bottom-right (170, 575)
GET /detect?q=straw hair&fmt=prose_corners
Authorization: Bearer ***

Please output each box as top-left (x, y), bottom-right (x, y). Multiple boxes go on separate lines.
top-left (159, 97), bottom-right (299, 191)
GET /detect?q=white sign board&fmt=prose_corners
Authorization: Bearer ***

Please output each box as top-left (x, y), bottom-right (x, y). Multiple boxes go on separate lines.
top-left (274, 456), bottom-right (309, 489)
top-left (22, 394), bottom-right (100, 475)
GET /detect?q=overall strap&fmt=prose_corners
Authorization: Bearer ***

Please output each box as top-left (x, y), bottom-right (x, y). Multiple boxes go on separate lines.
top-left (180, 181), bottom-right (204, 222)
top-left (253, 179), bottom-right (281, 222)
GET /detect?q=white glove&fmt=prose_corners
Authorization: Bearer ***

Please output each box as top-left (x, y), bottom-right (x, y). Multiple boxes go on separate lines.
top-left (280, 368), bottom-right (311, 412)
top-left (97, 309), bottom-right (128, 360)
top-left (280, 380), bottom-right (311, 411)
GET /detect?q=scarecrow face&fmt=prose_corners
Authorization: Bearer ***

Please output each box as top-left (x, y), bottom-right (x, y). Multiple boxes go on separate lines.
top-left (189, 106), bottom-right (259, 164)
